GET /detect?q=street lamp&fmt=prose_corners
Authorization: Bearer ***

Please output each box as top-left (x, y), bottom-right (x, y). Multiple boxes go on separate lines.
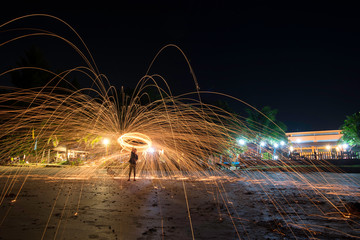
top-left (296, 139), bottom-right (302, 153)
top-left (238, 139), bottom-right (246, 146)
top-left (147, 147), bottom-right (155, 153)
top-left (146, 147), bottom-right (156, 163)
top-left (259, 141), bottom-right (265, 154)
top-left (273, 142), bottom-right (278, 159)
top-left (103, 138), bottom-right (110, 155)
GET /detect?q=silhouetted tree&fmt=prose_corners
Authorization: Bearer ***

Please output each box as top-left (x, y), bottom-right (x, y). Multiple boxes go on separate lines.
top-left (245, 106), bottom-right (287, 142)
top-left (10, 46), bottom-right (79, 90)
top-left (211, 99), bottom-right (235, 114)
top-left (11, 46), bottom-right (52, 88)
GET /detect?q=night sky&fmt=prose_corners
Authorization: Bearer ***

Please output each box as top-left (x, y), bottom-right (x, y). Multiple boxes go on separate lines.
top-left (1, 1), bottom-right (360, 132)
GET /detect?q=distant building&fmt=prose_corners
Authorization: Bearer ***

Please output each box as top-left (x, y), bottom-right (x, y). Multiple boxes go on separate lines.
top-left (286, 130), bottom-right (343, 152)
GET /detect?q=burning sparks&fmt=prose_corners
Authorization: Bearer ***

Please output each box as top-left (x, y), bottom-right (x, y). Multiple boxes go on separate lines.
top-left (0, 14), bottom-right (359, 239)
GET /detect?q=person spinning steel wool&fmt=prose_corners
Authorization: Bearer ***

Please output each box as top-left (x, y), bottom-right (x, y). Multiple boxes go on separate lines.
top-left (128, 148), bottom-right (138, 181)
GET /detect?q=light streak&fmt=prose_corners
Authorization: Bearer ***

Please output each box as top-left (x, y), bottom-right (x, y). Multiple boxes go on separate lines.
top-left (182, 180), bottom-right (195, 240)
top-left (118, 132), bottom-right (152, 152)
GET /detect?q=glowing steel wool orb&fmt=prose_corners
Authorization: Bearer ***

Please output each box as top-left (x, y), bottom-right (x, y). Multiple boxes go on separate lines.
top-left (117, 132), bottom-right (152, 152)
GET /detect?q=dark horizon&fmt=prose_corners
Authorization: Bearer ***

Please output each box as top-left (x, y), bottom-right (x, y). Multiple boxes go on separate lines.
top-left (1, 1), bottom-right (360, 132)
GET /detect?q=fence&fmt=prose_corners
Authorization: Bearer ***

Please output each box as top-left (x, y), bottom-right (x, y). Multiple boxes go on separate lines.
top-left (290, 151), bottom-right (359, 160)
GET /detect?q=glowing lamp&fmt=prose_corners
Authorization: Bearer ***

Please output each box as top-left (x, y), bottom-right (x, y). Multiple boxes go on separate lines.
top-left (147, 147), bottom-right (155, 153)
top-left (238, 139), bottom-right (246, 146)
top-left (273, 143), bottom-right (279, 148)
top-left (342, 144), bottom-right (349, 150)
top-left (326, 145), bottom-right (331, 150)
top-left (280, 141), bottom-right (285, 146)
top-left (103, 138), bottom-right (110, 146)
top-left (260, 142), bottom-right (266, 147)
top-left (289, 146), bottom-right (294, 152)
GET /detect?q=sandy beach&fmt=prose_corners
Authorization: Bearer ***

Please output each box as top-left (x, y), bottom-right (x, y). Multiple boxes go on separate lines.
top-left (0, 166), bottom-right (360, 239)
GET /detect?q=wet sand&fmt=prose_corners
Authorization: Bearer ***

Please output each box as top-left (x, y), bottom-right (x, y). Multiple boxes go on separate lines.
top-left (0, 166), bottom-right (359, 239)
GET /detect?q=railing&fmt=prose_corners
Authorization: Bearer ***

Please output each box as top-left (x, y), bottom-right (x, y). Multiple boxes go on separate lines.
top-left (290, 151), bottom-right (359, 160)
top-left (233, 151), bottom-right (360, 161)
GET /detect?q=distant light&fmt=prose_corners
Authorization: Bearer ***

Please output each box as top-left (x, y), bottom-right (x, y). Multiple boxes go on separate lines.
top-left (260, 142), bottom-right (266, 147)
top-left (342, 144), bottom-right (349, 150)
top-left (296, 139), bottom-right (301, 143)
top-left (103, 138), bottom-right (110, 146)
top-left (147, 147), bottom-right (155, 153)
top-left (280, 141), bottom-right (285, 146)
top-left (326, 145), bottom-right (331, 150)
top-left (273, 143), bottom-right (279, 148)
top-left (238, 139), bottom-right (246, 146)
top-left (274, 155), bottom-right (279, 160)
top-left (289, 146), bottom-right (294, 152)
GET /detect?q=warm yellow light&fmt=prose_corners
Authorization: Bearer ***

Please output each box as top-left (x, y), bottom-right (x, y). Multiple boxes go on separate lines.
top-left (147, 147), bottom-right (155, 153)
top-left (103, 138), bottom-right (110, 146)
top-left (289, 146), bottom-right (294, 152)
top-left (326, 145), bottom-right (331, 150)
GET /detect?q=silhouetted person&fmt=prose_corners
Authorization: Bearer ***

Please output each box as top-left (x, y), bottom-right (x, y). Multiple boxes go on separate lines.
top-left (128, 148), bottom-right (138, 181)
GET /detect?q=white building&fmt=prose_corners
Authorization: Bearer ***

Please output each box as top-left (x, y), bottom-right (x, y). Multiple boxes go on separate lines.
top-left (286, 130), bottom-right (343, 152)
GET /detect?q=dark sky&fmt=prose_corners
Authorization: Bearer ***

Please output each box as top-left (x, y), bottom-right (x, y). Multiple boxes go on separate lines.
top-left (1, 1), bottom-right (360, 132)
